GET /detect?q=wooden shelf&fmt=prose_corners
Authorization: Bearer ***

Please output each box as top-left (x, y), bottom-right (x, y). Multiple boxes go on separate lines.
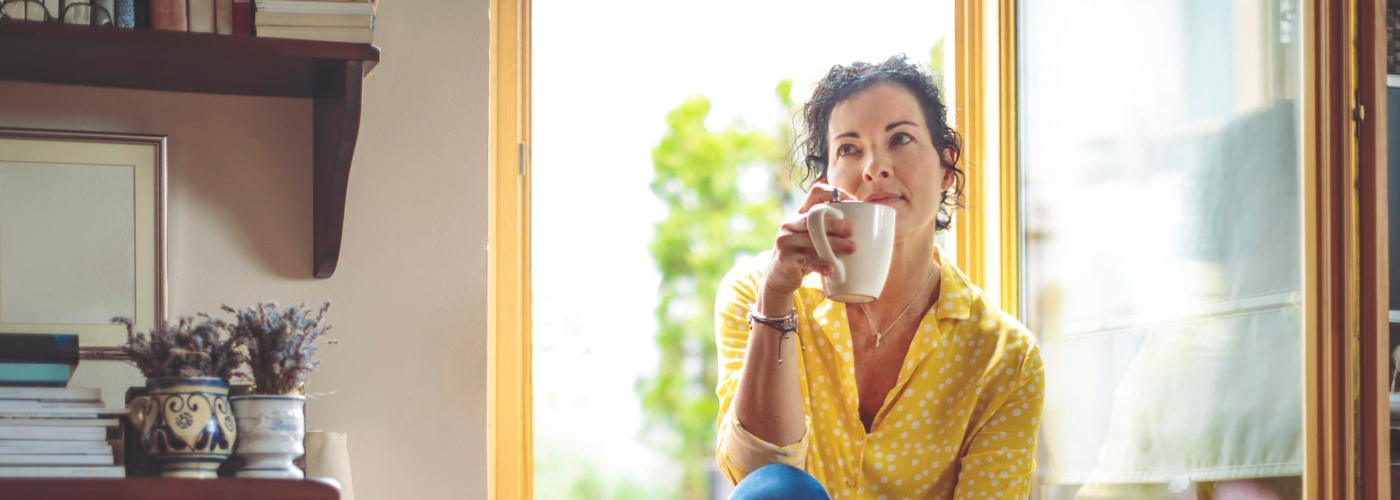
top-left (0, 478), bottom-right (339, 500)
top-left (0, 22), bottom-right (381, 278)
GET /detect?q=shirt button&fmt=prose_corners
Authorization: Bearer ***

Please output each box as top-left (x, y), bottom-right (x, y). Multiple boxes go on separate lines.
top-left (846, 478), bottom-right (856, 487)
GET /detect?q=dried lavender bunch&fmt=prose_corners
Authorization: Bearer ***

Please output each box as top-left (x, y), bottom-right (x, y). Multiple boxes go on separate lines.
top-left (114, 316), bottom-right (246, 380)
top-left (220, 301), bottom-right (336, 395)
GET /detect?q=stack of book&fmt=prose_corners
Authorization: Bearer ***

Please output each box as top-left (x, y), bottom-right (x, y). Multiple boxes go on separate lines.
top-left (0, 333), bottom-right (124, 478)
top-left (254, 0), bottom-right (375, 43)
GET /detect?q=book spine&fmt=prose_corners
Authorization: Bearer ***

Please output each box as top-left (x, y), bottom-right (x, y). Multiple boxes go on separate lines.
top-left (215, 0), bottom-right (233, 34)
top-left (0, 454), bottom-right (113, 465)
top-left (232, 0), bottom-right (252, 35)
top-left (0, 334), bottom-right (78, 366)
top-left (0, 426), bottom-right (107, 441)
top-left (0, 466), bottom-right (125, 478)
top-left (189, 0), bottom-right (215, 32)
top-left (115, 0), bottom-right (135, 27)
top-left (0, 413), bottom-right (120, 422)
top-left (254, 12), bottom-right (373, 28)
top-left (149, 0), bottom-right (187, 30)
top-left (0, 401), bottom-right (103, 410)
top-left (0, 439), bottom-right (110, 447)
top-left (133, 0), bottom-right (149, 28)
top-left (0, 363), bottom-right (74, 386)
top-left (0, 387), bottom-right (99, 402)
top-left (0, 445), bottom-right (111, 455)
top-left (0, 418), bottom-right (121, 426)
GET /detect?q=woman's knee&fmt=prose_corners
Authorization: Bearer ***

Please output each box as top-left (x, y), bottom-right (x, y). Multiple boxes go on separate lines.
top-left (729, 464), bottom-right (831, 500)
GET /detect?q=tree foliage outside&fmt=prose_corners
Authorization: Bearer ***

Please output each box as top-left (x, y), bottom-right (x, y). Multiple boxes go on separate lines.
top-left (638, 83), bottom-right (800, 499)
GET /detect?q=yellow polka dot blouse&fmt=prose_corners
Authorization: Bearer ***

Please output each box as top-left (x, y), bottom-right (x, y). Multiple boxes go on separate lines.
top-left (715, 247), bottom-right (1045, 499)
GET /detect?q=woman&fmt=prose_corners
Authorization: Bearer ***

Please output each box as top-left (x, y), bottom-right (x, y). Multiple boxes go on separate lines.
top-left (715, 55), bottom-right (1044, 500)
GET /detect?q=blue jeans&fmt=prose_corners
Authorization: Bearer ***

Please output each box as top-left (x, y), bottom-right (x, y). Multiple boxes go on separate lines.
top-left (729, 464), bottom-right (832, 500)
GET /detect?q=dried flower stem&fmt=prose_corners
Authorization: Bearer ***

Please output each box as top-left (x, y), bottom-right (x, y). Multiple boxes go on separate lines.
top-left (220, 301), bottom-right (336, 395)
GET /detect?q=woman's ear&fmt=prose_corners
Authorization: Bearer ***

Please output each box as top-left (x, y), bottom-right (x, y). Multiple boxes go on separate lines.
top-left (942, 147), bottom-right (960, 166)
top-left (940, 148), bottom-right (959, 191)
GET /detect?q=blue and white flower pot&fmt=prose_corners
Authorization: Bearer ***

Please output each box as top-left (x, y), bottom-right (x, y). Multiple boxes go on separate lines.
top-left (129, 377), bottom-right (237, 478)
top-left (229, 395), bottom-right (306, 479)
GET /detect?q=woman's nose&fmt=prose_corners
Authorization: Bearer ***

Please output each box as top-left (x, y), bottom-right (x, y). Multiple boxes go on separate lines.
top-left (862, 154), bottom-right (893, 181)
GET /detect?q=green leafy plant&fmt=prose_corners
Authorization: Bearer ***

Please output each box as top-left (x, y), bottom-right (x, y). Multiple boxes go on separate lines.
top-left (114, 316), bottom-right (246, 380)
top-left (217, 301), bottom-right (336, 395)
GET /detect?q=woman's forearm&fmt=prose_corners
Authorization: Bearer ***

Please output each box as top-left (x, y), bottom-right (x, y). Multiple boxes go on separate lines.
top-left (732, 286), bottom-right (808, 446)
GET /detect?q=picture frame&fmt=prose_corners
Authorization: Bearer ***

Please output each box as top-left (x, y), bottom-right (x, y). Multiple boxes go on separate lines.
top-left (0, 127), bottom-right (167, 352)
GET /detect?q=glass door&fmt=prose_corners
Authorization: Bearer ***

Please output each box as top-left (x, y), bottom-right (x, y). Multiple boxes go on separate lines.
top-left (1018, 1), bottom-right (1305, 498)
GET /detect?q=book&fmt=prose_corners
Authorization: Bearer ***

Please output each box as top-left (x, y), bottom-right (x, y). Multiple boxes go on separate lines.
top-left (115, 0), bottom-right (135, 27)
top-left (0, 410), bottom-right (125, 420)
top-left (0, 454), bottom-right (113, 466)
top-left (0, 363), bottom-right (74, 387)
top-left (255, 1), bottom-right (374, 15)
top-left (0, 387), bottom-right (99, 402)
top-left (256, 25), bottom-right (371, 43)
top-left (254, 11), bottom-right (372, 27)
top-left (189, 0), bottom-right (215, 32)
top-left (0, 334), bottom-right (78, 366)
top-left (0, 439), bottom-right (110, 448)
top-left (0, 465), bottom-right (124, 478)
top-left (0, 400), bottom-right (104, 411)
top-left (0, 443), bottom-right (111, 455)
top-left (150, 0), bottom-right (186, 30)
top-left (133, 0), bottom-right (149, 28)
top-left (215, 0), bottom-right (233, 33)
top-left (0, 425), bottom-right (109, 441)
top-left (233, 0), bottom-right (251, 34)
top-left (0, 418), bottom-right (120, 427)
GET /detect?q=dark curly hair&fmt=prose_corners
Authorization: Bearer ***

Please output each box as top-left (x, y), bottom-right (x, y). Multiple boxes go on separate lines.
top-left (795, 54), bottom-right (965, 232)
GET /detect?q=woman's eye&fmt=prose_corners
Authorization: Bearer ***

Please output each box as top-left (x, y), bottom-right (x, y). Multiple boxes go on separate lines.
top-left (837, 144), bottom-right (858, 156)
top-left (891, 133), bottom-right (913, 146)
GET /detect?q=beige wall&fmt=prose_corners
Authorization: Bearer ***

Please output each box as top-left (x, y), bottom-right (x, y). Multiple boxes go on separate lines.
top-left (0, 0), bottom-right (491, 498)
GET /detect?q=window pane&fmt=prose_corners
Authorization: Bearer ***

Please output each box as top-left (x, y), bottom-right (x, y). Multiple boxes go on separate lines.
top-left (532, 2), bottom-right (956, 498)
top-left (1019, 1), bottom-right (1304, 498)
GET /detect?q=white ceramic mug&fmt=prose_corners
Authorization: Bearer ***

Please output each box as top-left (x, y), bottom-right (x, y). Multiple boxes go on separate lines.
top-left (808, 201), bottom-right (897, 303)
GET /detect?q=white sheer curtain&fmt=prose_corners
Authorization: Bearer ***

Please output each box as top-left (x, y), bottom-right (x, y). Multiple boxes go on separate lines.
top-left (1018, 1), bottom-right (1304, 498)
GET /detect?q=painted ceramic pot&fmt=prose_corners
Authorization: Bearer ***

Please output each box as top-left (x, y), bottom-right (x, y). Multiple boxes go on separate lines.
top-left (129, 377), bottom-right (236, 478)
top-left (229, 395), bottom-right (306, 479)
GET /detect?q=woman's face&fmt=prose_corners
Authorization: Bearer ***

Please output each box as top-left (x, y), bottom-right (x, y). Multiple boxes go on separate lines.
top-left (824, 82), bottom-right (955, 239)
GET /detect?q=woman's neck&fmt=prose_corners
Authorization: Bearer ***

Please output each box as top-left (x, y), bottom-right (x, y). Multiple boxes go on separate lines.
top-left (868, 226), bottom-right (942, 316)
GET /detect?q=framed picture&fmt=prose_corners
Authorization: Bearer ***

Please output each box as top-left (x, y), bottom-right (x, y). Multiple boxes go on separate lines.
top-left (0, 128), bottom-right (167, 350)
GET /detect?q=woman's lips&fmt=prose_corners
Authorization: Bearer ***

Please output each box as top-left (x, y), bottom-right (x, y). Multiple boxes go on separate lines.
top-left (864, 193), bottom-right (903, 205)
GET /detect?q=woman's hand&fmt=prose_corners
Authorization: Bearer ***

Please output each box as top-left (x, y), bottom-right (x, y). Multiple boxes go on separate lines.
top-left (761, 184), bottom-right (857, 304)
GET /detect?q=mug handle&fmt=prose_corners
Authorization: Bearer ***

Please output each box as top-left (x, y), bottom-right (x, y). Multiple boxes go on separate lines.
top-left (127, 396), bottom-right (149, 430)
top-left (807, 203), bottom-right (846, 283)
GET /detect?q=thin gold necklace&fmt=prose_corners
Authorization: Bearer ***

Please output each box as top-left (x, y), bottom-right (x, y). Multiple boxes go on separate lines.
top-left (857, 263), bottom-right (938, 347)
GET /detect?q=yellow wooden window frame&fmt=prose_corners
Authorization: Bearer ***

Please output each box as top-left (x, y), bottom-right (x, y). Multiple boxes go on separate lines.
top-left (953, 0), bottom-right (1017, 317)
top-left (489, 0), bottom-right (531, 498)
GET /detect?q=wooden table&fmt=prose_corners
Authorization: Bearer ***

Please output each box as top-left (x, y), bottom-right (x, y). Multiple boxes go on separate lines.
top-left (0, 478), bottom-right (339, 500)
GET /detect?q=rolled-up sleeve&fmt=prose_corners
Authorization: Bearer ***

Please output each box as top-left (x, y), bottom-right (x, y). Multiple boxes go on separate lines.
top-left (714, 259), bottom-right (811, 484)
top-left (716, 409), bottom-right (811, 483)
